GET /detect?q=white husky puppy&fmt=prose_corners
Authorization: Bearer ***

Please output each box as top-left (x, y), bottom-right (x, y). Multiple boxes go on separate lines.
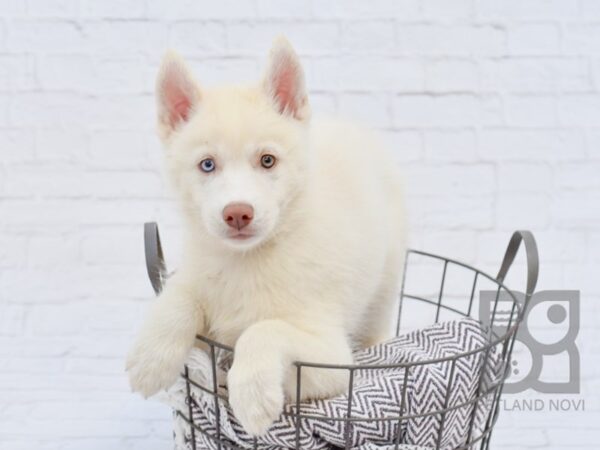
top-left (127, 37), bottom-right (405, 436)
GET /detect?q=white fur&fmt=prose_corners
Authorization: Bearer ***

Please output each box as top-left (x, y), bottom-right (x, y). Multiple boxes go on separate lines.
top-left (126, 37), bottom-right (406, 437)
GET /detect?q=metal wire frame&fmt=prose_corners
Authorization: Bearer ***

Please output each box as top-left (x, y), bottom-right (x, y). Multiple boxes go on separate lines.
top-left (143, 223), bottom-right (538, 450)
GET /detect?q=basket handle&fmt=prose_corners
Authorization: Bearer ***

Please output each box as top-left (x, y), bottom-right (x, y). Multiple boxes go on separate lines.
top-left (144, 222), bottom-right (166, 295)
top-left (496, 230), bottom-right (539, 302)
top-left (144, 223), bottom-right (540, 304)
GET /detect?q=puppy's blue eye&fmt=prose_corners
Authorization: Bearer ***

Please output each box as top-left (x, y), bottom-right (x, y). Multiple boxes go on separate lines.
top-left (199, 158), bottom-right (216, 173)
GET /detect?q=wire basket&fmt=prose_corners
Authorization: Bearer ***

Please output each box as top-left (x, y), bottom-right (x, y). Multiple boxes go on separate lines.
top-left (143, 223), bottom-right (539, 450)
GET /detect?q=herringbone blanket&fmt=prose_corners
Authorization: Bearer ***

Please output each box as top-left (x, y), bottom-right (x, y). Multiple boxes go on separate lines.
top-left (165, 319), bottom-right (501, 450)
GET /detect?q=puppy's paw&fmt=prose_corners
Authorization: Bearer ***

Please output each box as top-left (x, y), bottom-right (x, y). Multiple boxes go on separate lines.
top-left (126, 337), bottom-right (188, 398)
top-left (227, 362), bottom-right (284, 436)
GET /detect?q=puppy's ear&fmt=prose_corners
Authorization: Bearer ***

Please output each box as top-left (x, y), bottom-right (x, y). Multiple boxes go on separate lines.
top-left (156, 51), bottom-right (200, 140)
top-left (263, 37), bottom-right (310, 121)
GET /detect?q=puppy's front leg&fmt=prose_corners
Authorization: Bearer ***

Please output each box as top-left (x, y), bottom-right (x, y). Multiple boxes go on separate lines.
top-left (126, 272), bottom-right (202, 398)
top-left (227, 319), bottom-right (353, 436)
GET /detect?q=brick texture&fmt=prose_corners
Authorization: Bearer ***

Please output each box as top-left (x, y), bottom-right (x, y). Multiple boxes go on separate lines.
top-left (0, 1), bottom-right (598, 449)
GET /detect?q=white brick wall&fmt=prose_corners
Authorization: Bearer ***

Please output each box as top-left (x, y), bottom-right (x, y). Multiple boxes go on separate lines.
top-left (0, 1), bottom-right (598, 449)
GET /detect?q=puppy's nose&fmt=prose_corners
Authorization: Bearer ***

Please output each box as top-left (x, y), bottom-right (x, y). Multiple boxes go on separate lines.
top-left (222, 203), bottom-right (254, 230)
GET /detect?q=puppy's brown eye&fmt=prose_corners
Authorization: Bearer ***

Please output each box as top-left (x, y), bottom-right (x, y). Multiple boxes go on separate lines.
top-left (260, 154), bottom-right (276, 169)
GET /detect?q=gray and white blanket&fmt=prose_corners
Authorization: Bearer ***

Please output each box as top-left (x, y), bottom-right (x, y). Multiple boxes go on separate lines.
top-left (163, 319), bottom-right (501, 450)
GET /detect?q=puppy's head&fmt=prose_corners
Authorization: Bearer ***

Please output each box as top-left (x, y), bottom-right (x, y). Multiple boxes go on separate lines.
top-left (156, 37), bottom-right (311, 251)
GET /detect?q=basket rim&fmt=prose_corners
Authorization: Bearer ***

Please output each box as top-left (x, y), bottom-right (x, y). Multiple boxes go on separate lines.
top-left (190, 246), bottom-right (524, 370)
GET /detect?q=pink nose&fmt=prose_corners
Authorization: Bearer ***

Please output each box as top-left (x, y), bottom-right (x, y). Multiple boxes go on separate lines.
top-left (222, 203), bottom-right (254, 230)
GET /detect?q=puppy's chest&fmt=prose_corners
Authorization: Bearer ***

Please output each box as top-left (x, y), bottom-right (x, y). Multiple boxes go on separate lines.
top-left (198, 260), bottom-right (291, 344)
